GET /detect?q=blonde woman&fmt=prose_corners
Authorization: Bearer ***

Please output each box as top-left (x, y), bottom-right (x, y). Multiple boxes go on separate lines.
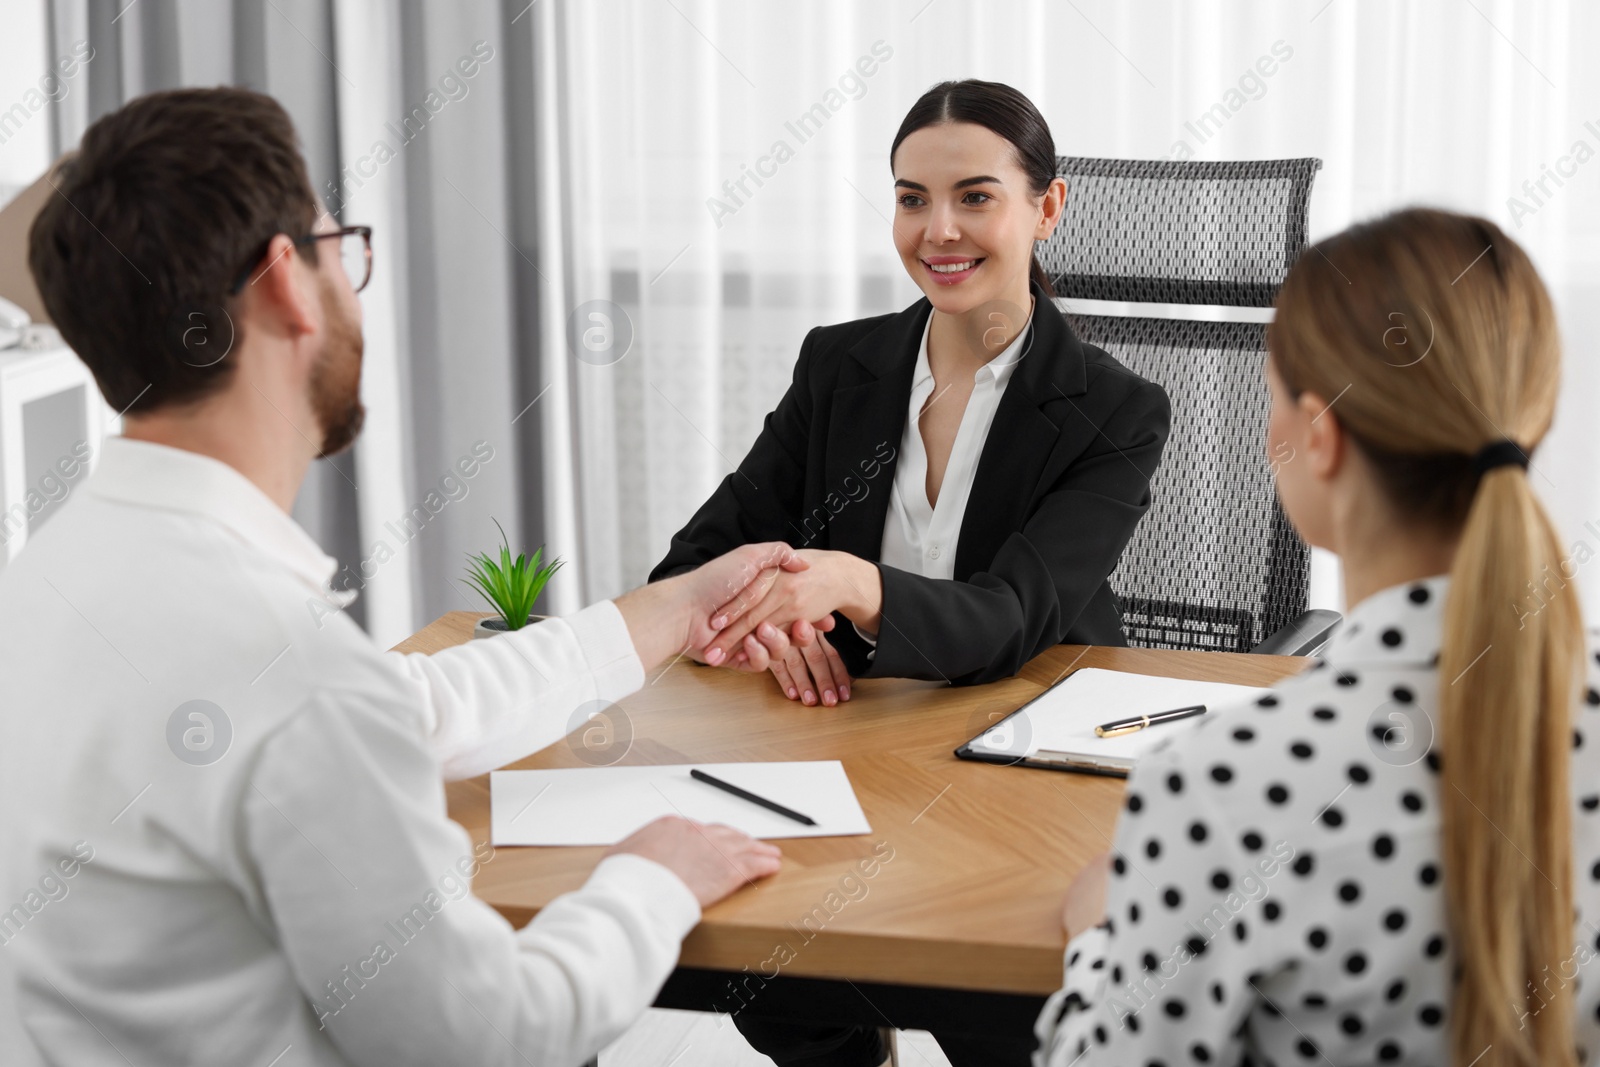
top-left (1036, 207), bottom-right (1599, 1067)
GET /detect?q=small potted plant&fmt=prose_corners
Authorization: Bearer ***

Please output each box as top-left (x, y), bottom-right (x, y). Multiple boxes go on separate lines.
top-left (464, 520), bottom-right (564, 639)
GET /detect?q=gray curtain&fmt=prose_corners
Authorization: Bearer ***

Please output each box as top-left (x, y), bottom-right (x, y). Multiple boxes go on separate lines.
top-left (43, 0), bottom-right (555, 639)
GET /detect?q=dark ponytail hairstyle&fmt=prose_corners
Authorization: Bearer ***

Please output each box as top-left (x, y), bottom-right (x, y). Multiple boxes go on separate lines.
top-left (889, 79), bottom-right (1060, 297)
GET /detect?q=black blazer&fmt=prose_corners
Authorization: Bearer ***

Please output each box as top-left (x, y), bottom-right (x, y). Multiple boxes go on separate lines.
top-left (650, 281), bottom-right (1171, 686)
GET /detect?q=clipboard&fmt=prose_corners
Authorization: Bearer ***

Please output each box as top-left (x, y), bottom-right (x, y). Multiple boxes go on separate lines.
top-left (954, 667), bottom-right (1274, 779)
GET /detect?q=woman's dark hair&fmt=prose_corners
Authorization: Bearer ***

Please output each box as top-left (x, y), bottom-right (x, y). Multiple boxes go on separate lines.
top-left (889, 79), bottom-right (1059, 297)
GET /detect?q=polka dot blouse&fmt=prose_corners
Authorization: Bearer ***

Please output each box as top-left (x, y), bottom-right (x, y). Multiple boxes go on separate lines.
top-left (1034, 575), bottom-right (1600, 1066)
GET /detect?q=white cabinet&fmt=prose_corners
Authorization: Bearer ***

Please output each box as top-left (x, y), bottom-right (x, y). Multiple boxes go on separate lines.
top-left (0, 335), bottom-right (115, 566)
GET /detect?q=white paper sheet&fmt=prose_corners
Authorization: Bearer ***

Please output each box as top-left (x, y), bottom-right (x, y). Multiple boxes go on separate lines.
top-left (490, 761), bottom-right (872, 845)
top-left (966, 667), bottom-right (1274, 770)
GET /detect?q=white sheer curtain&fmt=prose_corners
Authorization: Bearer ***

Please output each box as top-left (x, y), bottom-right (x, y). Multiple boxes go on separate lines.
top-left (543, 0), bottom-right (1600, 620)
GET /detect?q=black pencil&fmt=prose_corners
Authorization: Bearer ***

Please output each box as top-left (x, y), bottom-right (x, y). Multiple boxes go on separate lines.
top-left (689, 769), bottom-right (817, 826)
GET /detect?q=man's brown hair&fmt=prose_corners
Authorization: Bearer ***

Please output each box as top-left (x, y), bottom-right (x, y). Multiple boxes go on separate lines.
top-left (29, 87), bottom-right (319, 413)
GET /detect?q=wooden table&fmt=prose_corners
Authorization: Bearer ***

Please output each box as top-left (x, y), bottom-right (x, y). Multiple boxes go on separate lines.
top-left (395, 611), bottom-right (1307, 1018)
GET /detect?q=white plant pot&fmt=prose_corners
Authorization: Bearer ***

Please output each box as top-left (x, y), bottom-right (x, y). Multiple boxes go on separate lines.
top-left (472, 615), bottom-right (537, 639)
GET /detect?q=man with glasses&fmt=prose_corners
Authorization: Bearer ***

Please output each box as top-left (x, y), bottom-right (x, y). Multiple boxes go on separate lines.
top-left (3, 87), bottom-right (793, 1065)
top-left (233, 224), bottom-right (374, 296)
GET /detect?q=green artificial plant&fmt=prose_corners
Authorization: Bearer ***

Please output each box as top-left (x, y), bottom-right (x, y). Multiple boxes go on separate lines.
top-left (463, 519), bottom-right (563, 631)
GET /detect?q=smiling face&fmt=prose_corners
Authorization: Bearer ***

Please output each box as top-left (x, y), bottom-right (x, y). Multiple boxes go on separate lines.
top-left (891, 121), bottom-right (1064, 317)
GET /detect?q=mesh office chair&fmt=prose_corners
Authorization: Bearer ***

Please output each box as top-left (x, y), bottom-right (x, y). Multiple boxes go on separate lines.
top-left (1035, 157), bottom-right (1340, 656)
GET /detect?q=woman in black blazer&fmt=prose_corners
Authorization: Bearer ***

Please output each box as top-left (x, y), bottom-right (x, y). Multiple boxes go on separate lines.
top-left (654, 80), bottom-right (1169, 719)
top-left (654, 79), bottom-right (1171, 1067)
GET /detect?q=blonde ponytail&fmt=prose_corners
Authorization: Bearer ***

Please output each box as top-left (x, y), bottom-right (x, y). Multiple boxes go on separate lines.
top-left (1270, 208), bottom-right (1585, 1067)
top-left (1440, 463), bottom-right (1581, 1066)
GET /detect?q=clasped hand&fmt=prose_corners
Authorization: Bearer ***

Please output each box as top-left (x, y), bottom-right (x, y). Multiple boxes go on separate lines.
top-left (699, 549), bottom-right (881, 707)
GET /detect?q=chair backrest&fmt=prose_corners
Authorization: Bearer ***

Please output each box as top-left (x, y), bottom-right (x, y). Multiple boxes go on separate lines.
top-left (1035, 156), bottom-right (1322, 653)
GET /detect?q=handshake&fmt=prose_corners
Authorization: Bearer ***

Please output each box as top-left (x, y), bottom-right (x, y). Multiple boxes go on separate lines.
top-left (604, 541), bottom-right (882, 910)
top-left (635, 543), bottom-right (884, 708)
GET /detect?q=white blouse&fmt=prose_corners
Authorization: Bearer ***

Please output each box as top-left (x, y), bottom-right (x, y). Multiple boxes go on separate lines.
top-left (1035, 575), bottom-right (1600, 1066)
top-left (858, 310), bottom-right (1031, 649)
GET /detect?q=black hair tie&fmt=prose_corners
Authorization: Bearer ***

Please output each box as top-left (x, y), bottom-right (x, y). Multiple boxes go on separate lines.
top-left (1472, 439), bottom-right (1529, 475)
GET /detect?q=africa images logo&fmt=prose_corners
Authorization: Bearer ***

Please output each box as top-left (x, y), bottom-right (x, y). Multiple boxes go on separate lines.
top-left (166, 700), bottom-right (232, 767)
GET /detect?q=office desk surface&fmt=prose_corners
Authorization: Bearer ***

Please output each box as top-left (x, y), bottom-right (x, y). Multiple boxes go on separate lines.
top-left (394, 612), bottom-right (1308, 996)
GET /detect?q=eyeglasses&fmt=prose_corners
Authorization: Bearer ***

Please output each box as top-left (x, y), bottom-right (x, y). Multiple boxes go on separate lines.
top-left (228, 225), bottom-right (373, 294)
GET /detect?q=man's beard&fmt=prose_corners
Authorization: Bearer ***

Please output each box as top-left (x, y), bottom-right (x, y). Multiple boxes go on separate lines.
top-left (311, 281), bottom-right (366, 458)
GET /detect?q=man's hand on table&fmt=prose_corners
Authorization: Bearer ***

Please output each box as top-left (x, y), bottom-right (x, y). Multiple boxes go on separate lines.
top-left (599, 544), bottom-right (888, 904)
top-left (606, 816), bottom-right (782, 908)
top-left (605, 546), bottom-right (803, 903)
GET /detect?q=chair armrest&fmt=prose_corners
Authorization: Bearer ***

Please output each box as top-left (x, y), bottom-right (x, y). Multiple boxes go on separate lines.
top-left (1250, 608), bottom-right (1342, 657)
